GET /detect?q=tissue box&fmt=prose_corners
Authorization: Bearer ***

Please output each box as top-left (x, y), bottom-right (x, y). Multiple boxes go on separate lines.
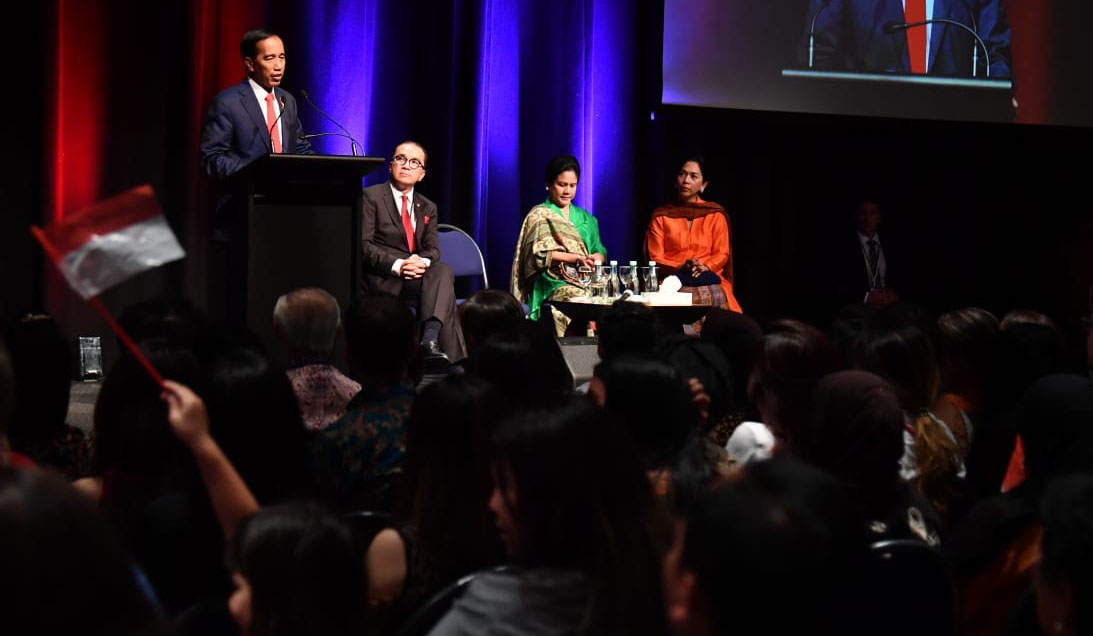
top-left (641, 291), bottom-right (693, 306)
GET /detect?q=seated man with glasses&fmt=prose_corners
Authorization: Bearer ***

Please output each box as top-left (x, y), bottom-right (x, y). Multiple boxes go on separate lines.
top-left (360, 141), bottom-right (465, 364)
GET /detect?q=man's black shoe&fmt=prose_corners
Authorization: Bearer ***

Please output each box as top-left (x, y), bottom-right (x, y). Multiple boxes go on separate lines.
top-left (421, 341), bottom-right (450, 373)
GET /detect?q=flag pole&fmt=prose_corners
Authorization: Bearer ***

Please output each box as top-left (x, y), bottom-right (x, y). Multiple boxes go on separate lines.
top-left (30, 226), bottom-right (166, 387)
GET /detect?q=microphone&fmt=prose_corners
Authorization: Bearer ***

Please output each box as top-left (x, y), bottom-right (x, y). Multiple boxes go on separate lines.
top-left (300, 90), bottom-right (361, 156)
top-left (882, 19), bottom-right (991, 77)
top-left (808, 0), bottom-right (833, 69)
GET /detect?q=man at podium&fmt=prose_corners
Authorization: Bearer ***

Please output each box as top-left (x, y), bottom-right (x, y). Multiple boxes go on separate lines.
top-left (802, 0), bottom-right (1012, 78)
top-left (200, 29), bottom-right (313, 182)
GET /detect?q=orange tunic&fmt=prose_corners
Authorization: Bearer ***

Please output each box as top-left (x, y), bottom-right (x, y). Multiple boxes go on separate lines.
top-left (645, 199), bottom-right (741, 312)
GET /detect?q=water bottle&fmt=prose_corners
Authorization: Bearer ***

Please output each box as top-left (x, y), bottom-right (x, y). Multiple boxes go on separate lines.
top-left (646, 261), bottom-right (659, 293)
top-left (607, 260), bottom-right (619, 298)
top-left (628, 260), bottom-right (640, 295)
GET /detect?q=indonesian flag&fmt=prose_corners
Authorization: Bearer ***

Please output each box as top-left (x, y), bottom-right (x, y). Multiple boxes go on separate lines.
top-left (31, 185), bottom-right (185, 299)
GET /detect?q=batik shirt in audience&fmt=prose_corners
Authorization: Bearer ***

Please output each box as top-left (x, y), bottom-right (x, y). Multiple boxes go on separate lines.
top-left (286, 362), bottom-right (361, 431)
top-left (308, 380), bottom-right (414, 510)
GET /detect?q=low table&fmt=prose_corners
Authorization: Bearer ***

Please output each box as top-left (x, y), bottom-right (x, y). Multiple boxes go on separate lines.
top-left (548, 299), bottom-right (713, 330)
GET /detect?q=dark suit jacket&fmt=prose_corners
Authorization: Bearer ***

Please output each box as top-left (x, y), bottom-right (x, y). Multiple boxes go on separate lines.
top-left (825, 230), bottom-right (906, 314)
top-left (199, 79), bottom-right (313, 181)
top-left (804, 0), bottom-right (1011, 78)
top-left (360, 182), bottom-right (440, 296)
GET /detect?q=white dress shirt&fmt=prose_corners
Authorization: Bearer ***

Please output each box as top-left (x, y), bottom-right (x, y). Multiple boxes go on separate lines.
top-left (248, 77), bottom-right (283, 152)
top-left (389, 184), bottom-right (431, 275)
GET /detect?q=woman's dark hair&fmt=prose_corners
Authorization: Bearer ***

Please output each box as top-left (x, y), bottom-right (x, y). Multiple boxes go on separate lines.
top-left (1014, 374), bottom-right (1093, 496)
top-left (459, 289), bottom-right (526, 353)
top-left (597, 300), bottom-right (660, 361)
top-left (1039, 474), bottom-right (1093, 636)
top-left (343, 294), bottom-right (417, 379)
top-left (656, 333), bottom-right (734, 427)
top-left (395, 375), bottom-right (506, 579)
top-left (492, 397), bottom-right (669, 636)
top-left (795, 370), bottom-right (906, 521)
top-left (228, 501), bottom-right (363, 636)
top-left (473, 324), bottom-right (570, 409)
top-left (0, 467), bottom-right (167, 636)
top-left (92, 339), bottom-right (203, 477)
top-left (748, 319), bottom-right (842, 442)
top-left (681, 455), bottom-right (866, 636)
top-left (856, 316), bottom-right (960, 515)
top-left (3, 315), bottom-right (72, 445)
top-left (701, 308), bottom-right (763, 420)
top-left (203, 346), bottom-right (310, 502)
top-left (936, 307), bottom-right (1000, 401)
top-left (544, 154), bottom-right (581, 184)
top-left (596, 354), bottom-right (711, 513)
top-left (678, 155), bottom-right (706, 179)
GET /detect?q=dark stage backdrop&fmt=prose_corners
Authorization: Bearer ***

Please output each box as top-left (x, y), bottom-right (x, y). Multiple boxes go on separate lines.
top-left (10, 0), bottom-right (1092, 358)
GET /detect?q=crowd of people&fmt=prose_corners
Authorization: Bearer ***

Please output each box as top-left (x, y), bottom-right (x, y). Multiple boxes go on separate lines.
top-left (2, 279), bottom-right (1092, 636)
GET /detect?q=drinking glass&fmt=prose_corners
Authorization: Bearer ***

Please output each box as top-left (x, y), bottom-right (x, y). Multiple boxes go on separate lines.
top-left (578, 266), bottom-right (593, 292)
top-left (617, 265), bottom-right (632, 294)
top-left (640, 267), bottom-right (658, 294)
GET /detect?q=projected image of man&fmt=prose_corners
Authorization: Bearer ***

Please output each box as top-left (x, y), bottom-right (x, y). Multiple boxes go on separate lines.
top-left (801, 0), bottom-right (1011, 78)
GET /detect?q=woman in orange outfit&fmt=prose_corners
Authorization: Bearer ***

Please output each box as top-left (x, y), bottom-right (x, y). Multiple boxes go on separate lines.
top-left (645, 157), bottom-right (742, 312)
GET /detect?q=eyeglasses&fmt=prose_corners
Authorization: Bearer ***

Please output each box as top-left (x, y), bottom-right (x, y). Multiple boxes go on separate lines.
top-left (392, 154), bottom-right (424, 170)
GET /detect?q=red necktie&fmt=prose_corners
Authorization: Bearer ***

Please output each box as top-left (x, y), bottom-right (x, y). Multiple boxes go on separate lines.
top-left (265, 92), bottom-right (282, 153)
top-left (905, 0), bottom-right (927, 74)
top-left (401, 195), bottom-right (416, 253)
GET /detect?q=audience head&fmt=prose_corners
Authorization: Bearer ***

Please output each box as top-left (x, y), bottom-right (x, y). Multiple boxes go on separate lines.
top-left (593, 353), bottom-right (710, 513)
top-left (675, 155), bottom-right (708, 203)
top-left (1001, 309), bottom-right (1060, 332)
top-left (748, 319), bottom-right (842, 444)
top-left (93, 340), bottom-right (202, 477)
top-left (593, 354), bottom-right (699, 465)
top-left (856, 312), bottom-right (960, 513)
top-left (228, 501), bottom-right (363, 636)
top-left (397, 375), bottom-right (507, 570)
top-left (116, 297), bottom-right (209, 352)
top-left (657, 334), bottom-right (734, 428)
top-left (665, 455), bottom-right (865, 636)
top-left (1014, 374), bottom-right (1093, 497)
top-left (3, 315), bottom-right (72, 446)
top-left (474, 324), bottom-right (570, 409)
top-left (597, 300), bottom-right (660, 361)
top-left (490, 397), bottom-right (668, 634)
top-left (0, 467), bottom-right (166, 635)
top-left (343, 294), bottom-right (416, 381)
top-left (1036, 474), bottom-right (1093, 636)
top-left (272, 287), bottom-right (342, 361)
top-left (987, 319), bottom-right (1073, 412)
top-left (203, 345), bottom-right (310, 502)
top-left (701, 308), bottom-right (763, 416)
top-left (458, 289), bottom-right (525, 354)
top-left (795, 370), bottom-right (905, 518)
top-left (936, 307), bottom-right (1000, 405)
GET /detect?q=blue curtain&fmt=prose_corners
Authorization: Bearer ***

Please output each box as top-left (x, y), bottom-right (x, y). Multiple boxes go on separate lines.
top-left (284, 0), bottom-right (647, 289)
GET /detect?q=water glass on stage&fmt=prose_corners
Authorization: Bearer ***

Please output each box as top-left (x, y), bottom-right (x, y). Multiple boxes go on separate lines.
top-left (617, 265), bottom-right (632, 295)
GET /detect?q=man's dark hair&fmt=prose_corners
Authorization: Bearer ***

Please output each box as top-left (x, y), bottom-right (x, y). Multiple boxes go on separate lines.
top-left (240, 29), bottom-right (279, 59)
top-left (343, 294), bottom-right (416, 379)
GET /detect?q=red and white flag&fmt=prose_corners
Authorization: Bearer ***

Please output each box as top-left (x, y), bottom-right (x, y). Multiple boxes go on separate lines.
top-left (31, 185), bottom-right (185, 299)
